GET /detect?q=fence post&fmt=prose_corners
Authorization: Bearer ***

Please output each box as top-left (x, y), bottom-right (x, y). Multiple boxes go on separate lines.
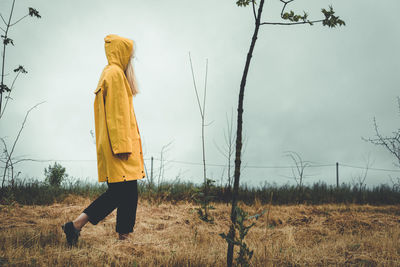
top-left (336, 162), bottom-right (339, 188)
top-left (151, 156), bottom-right (154, 185)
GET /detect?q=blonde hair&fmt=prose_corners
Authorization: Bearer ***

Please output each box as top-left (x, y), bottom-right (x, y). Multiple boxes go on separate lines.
top-left (125, 43), bottom-right (139, 96)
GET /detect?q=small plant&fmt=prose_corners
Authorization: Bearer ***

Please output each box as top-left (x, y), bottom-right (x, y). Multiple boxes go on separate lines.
top-left (192, 178), bottom-right (216, 222)
top-left (44, 162), bottom-right (67, 187)
top-left (220, 206), bottom-right (266, 266)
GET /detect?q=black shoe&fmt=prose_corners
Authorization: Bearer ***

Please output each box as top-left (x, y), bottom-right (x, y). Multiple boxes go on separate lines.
top-left (62, 221), bottom-right (80, 246)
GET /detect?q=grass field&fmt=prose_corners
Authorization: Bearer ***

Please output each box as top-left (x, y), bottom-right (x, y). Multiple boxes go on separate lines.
top-left (0, 195), bottom-right (399, 266)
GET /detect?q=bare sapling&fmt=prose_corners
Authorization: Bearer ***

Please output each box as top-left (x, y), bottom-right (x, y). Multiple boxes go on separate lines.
top-left (224, 1), bottom-right (345, 266)
top-left (364, 97), bottom-right (400, 189)
top-left (214, 110), bottom-right (235, 205)
top-left (0, 0), bottom-right (41, 117)
top-left (351, 154), bottom-right (373, 204)
top-left (1, 101), bottom-right (44, 188)
top-left (188, 52), bottom-right (214, 222)
top-left (155, 141), bottom-right (173, 205)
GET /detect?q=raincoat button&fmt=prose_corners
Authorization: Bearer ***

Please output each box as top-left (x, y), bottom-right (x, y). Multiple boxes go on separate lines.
top-left (142, 175), bottom-right (145, 178)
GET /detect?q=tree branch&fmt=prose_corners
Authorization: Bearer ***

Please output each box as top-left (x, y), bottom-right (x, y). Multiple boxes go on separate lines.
top-left (263, 2), bottom-right (344, 27)
top-left (0, 70), bottom-right (21, 119)
top-left (363, 117), bottom-right (400, 164)
top-left (213, 139), bottom-right (229, 160)
top-left (204, 119), bottom-right (214, 127)
top-left (203, 58), bottom-right (208, 123)
top-left (188, 52), bottom-right (204, 118)
top-left (0, 13), bottom-right (7, 26)
top-left (261, 19), bottom-right (323, 26)
top-left (0, 0), bottom-right (16, 114)
top-left (252, 0), bottom-right (257, 21)
top-left (0, 138), bottom-right (9, 159)
top-left (7, 102), bottom-right (45, 162)
top-left (1, 137), bottom-right (10, 187)
top-left (279, 0), bottom-right (294, 18)
top-left (284, 151), bottom-right (312, 187)
top-left (9, 14), bottom-right (29, 27)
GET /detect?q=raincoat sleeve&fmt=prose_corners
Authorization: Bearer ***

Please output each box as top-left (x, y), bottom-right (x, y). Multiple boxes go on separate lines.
top-left (104, 70), bottom-right (133, 155)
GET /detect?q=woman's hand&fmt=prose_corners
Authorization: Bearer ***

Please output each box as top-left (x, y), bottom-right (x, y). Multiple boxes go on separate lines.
top-left (116, 153), bottom-right (131, 160)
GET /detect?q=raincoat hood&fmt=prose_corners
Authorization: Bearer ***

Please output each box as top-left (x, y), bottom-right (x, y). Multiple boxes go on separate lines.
top-left (104, 34), bottom-right (133, 70)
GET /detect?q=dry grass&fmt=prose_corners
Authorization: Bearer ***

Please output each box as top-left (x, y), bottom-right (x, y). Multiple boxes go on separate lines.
top-left (0, 195), bottom-right (399, 266)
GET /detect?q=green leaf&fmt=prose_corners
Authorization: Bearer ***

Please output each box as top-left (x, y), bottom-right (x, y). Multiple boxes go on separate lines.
top-left (28, 7), bottom-right (41, 18)
top-left (236, 0), bottom-right (252, 7)
top-left (0, 84), bottom-right (11, 93)
top-left (2, 37), bottom-right (14, 46)
top-left (321, 6), bottom-right (345, 28)
top-left (13, 65), bottom-right (28, 74)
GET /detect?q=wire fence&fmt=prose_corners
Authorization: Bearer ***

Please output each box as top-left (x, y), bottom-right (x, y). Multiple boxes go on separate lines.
top-left (5, 156), bottom-right (400, 172)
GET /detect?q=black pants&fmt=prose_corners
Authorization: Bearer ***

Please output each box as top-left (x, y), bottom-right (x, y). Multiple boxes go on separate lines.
top-left (83, 180), bottom-right (138, 234)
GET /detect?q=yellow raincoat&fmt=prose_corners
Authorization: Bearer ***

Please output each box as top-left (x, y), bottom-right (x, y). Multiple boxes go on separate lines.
top-left (93, 34), bottom-right (145, 183)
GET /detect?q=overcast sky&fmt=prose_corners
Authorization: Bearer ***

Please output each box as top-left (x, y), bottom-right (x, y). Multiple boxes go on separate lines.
top-left (1, 0), bottom-right (399, 188)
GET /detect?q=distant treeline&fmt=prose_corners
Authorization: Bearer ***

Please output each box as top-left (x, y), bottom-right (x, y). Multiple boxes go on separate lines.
top-left (0, 178), bottom-right (399, 206)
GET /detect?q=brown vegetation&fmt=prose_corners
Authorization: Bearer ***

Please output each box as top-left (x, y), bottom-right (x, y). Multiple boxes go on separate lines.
top-left (0, 196), bottom-right (399, 266)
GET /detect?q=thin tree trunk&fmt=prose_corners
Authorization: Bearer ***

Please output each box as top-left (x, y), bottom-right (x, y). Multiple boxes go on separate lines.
top-left (2, 162), bottom-right (8, 188)
top-left (202, 108), bottom-right (208, 216)
top-left (202, 59), bottom-right (208, 218)
top-left (226, 0), bottom-right (265, 266)
top-left (0, 0), bottom-right (16, 114)
top-left (189, 54), bottom-right (209, 219)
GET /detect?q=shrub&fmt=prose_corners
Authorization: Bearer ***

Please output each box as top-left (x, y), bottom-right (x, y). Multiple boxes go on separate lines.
top-left (44, 162), bottom-right (67, 187)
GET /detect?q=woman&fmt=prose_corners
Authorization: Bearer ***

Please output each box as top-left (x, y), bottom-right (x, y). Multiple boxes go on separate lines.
top-left (62, 34), bottom-right (145, 246)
